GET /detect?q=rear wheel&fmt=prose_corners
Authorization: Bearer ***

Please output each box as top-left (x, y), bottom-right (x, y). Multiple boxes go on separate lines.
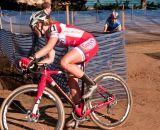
top-left (89, 73), bottom-right (132, 129)
top-left (0, 84), bottom-right (65, 130)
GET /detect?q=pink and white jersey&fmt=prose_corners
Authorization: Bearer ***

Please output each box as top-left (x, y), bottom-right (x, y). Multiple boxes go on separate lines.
top-left (47, 22), bottom-right (93, 47)
top-left (47, 22), bottom-right (99, 63)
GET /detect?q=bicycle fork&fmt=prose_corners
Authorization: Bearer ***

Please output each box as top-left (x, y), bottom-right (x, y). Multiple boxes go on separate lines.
top-left (27, 74), bottom-right (47, 122)
top-left (27, 98), bottom-right (41, 122)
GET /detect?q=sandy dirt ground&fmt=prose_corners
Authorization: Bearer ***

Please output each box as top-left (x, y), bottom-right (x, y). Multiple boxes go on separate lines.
top-left (0, 23), bottom-right (160, 130)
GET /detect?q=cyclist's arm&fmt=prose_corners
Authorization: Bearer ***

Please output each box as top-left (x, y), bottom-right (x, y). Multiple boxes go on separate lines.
top-left (35, 37), bottom-right (58, 59)
top-left (104, 18), bottom-right (111, 32)
top-left (103, 24), bottom-right (109, 32)
top-left (38, 49), bottom-right (55, 64)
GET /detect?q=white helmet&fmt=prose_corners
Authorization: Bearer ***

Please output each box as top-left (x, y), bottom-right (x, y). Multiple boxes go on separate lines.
top-left (29, 10), bottom-right (49, 28)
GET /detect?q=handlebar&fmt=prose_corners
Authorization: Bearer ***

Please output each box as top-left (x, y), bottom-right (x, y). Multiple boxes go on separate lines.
top-left (27, 60), bottom-right (41, 74)
top-left (27, 60), bottom-right (62, 75)
top-left (17, 58), bottom-right (63, 79)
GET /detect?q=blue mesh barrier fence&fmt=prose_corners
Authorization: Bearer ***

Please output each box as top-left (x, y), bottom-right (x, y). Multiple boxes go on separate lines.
top-left (1, 10), bottom-right (160, 33)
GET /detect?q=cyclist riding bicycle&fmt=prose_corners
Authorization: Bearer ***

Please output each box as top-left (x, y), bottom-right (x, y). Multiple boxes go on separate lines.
top-left (20, 12), bottom-right (99, 127)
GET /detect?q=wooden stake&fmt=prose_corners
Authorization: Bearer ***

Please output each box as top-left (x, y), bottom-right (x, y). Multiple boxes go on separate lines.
top-left (9, 17), bottom-right (13, 32)
top-left (122, 4), bottom-right (125, 30)
top-left (0, 15), bottom-right (2, 29)
top-left (0, 6), bottom-right (2, 29)
top-left (71, 11), bottom-right (74, 26)
top-left (66, 2), bottom-right (70, 25)
top-left (131, 5), bottom-right (133, 20)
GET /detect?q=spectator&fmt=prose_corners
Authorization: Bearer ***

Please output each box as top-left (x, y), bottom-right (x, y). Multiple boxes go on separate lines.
top-left (42, 2), bottom-right (52, 15)
top-left (29, 2), bottom-right (52, 38)
top-left (103, 11), bottom-right (121, 33)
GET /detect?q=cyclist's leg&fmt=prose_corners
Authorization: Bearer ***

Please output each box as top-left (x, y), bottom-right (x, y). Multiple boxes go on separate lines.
top-left (77, 38), bottom-right (99, 99)
top-left (61, 38), bottom-right (99, 99)
top-left (60, 39), bottom-right (98, 128)
top-left (61, 48), bottom-right (84, 105)
top-left (60, 48), bottom-right (84, 78)
top-left (67, 75), bottom-right (81, 104)
top-left (60, 49), bottom-right (85, 128)
top-left (60, 48), bottom-right (95, 96)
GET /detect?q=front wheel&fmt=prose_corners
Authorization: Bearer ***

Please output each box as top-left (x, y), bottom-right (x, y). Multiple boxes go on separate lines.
top-left (89, 73), bottom-right (132, 129)
top-left (0, 84), bottom-right (65, 130)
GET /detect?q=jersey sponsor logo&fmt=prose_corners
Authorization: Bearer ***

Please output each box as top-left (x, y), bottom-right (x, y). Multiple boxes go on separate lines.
top-left (63, 28), bottom-right (84, 37)
top-left (80, 38), bottom-right (96, 50)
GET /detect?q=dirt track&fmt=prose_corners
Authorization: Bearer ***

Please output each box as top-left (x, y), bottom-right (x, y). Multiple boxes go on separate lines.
top-left (122, 41), bottom-right (160, 130)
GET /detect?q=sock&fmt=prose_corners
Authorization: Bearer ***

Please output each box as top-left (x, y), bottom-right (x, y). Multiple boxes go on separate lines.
top-left (80, 73), bottom-right (95, 86)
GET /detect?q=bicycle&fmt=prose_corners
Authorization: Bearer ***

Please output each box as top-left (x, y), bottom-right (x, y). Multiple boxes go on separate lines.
top-left (0, 61), bottom-right (132, 130)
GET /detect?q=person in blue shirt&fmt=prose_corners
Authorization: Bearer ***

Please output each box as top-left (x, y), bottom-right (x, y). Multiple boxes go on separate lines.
top-left (103, 11), bottom-right (121, 32)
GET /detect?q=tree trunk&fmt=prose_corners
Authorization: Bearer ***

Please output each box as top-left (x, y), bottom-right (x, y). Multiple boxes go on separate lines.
top-left (115, 0), bottom-right (119, 9)
top-left (141, 0), bottom-right (147, 9)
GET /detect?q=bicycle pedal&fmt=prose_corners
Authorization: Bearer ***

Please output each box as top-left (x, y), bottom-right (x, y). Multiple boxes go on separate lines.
top-left (74, 121), bottom-right (79, 129)
top-left (73, 118), bottom-right (88, 129)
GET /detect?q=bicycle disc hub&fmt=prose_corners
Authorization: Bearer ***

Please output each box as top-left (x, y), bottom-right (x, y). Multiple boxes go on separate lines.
top-left (26, 110), bottom-right (40, 122)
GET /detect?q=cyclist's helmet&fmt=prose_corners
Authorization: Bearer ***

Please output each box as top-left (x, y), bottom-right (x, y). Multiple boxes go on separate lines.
top-left (111, 11), bottom-right (118, 19)
top-left (29, 10), bottom-right (49, 28)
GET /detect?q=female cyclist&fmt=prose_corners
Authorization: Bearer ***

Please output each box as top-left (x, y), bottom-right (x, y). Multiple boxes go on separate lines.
top-left (20, 14), bottom-right (99, 126)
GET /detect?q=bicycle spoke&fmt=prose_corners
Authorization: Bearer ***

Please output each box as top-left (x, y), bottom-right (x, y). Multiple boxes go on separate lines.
top-left (10, 101), bottom-right (27, 114)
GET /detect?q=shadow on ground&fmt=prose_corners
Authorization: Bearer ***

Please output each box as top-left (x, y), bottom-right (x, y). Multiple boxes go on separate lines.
top-left (0, 98), bottom-right (5, 107)
top-left (145, 52), bottom-right (160, 60)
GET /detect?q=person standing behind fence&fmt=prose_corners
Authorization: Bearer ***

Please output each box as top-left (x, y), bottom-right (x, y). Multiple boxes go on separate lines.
top-left (103, 11), bottom-right (121, 33)
top-left (30, 2), bottom-right (52, 38)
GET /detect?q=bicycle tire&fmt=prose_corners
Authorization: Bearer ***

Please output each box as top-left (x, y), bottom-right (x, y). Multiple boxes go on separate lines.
top-left (0, 84), bottom-right (65, 130)
top-left (89, 73), bottom-right (132, 129)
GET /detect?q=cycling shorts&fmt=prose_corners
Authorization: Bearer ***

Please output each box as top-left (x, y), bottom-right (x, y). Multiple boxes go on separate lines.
top-left (74, 37), bottom-right (99, 64)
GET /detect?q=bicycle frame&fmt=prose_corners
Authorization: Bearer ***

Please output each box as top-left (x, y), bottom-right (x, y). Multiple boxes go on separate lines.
top-left (31, 67), bottom-right (116, 118)
top-left (31, 68), bottom-right (74, 117)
